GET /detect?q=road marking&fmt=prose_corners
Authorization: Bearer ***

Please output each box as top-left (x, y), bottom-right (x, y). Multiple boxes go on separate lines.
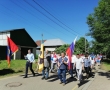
top-left (0, 75), bottom-right (18, 81)
top-left (72, 84), bottom-right (78, 90)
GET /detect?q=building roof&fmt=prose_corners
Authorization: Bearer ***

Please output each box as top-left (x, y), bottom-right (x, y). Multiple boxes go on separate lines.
top-left (43, 39), bottom-right (66, 46)
top-left (0, 28), bottom-right (25, 33)
top-left (0, 28), bottom-right (37, 47)
top-left (36, 40), bottom-right (46, 46)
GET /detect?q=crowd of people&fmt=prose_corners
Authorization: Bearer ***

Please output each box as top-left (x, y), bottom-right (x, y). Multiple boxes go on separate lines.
top-left (24, 49), bottom-right (103, 86)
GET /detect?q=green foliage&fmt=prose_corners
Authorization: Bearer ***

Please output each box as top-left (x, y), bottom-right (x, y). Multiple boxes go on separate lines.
top-left (55, 37), bottom-right (89, 55)
top-left (75, 37), bottom-right (89, 54)
top-left (101, 60), bottom-right (110, 71)
top-left (87, 0), bottom-right (110, 55)
top-left (55, 44), bottom-right (69, 54)
top-left (0, 60), bottom-right (37, 77)
top-left (36, 54), bottom-right (38, 59)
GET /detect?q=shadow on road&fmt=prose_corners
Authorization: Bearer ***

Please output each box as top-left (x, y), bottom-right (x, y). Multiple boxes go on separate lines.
top-left (0, 69), bottom-right (22, 76)
top-left (98, 71), bottom-right (110, 79)
top-left (78, 80), bottom-right (89, 87)
top-left (66, 77), bottom-right (77, 84)
top-left (47, 73), bottom-right (59, 82)
top-left (20, 73), bottom-right (42, 77)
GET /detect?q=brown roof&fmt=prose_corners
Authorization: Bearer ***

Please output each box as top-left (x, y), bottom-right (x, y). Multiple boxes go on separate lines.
top-left (36, 40), bottom-right (46, 46)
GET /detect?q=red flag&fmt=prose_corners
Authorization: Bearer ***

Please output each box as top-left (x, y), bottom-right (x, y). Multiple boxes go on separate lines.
top-left (66, 36), bottom-right (77, 70)
top-left (66, 43), bottom-right (74, 70)
top-left (7, 36), bottom-right (18, 67)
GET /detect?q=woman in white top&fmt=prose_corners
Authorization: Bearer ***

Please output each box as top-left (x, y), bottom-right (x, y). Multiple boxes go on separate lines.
top-left (74, 54), bottom-right (84, 81)
top-left (90, 57), bottom-right (95, 72)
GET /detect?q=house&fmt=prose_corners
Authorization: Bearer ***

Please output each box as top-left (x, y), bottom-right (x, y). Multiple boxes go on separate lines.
top-left (36, 40), bottom-right (46, 50)
top-left (36, 39), bottom-right (66, 53)
top-left (0, 28), bottom-right (37, 60)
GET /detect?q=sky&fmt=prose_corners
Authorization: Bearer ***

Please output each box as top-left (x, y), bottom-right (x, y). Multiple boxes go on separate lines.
top-left (0, 0), bottom-right (99, 44)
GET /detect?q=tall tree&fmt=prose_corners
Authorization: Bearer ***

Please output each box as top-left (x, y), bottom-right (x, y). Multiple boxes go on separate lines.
top-left (75, 37), bottom-right (89, 54)
top-left (87, 0), bottom-right (110, 55)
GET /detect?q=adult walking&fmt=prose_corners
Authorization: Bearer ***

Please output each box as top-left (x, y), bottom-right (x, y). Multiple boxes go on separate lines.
top-left (50, 52), bottom-right (57, 73)
top-left (83, 54), bottom-right (91, 79)
top-left (74, 54), bottom-right (84, 81)
top-left (42, 50), bottom-right (51, 80)
top-left (24, 49), bottom-right (35, 78)
top-left (69, 54), bottom-right (76, 78)
top-left (58, 53), bottom-right (68, 86)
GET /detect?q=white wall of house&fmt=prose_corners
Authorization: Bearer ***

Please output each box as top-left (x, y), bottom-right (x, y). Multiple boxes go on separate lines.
top-left (0, 32), bottom-right (10, 46)
top-left (45, 47), bottom-right (56, 51)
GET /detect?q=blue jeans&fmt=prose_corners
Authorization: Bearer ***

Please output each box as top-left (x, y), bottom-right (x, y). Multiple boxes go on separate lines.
top-left (42, 67), bottom-right (49, 79)
top-left (69, 63), bottom-right (74, 77)
top-left (58, 69), bottom-right (66, 83)
top-left (51, 63), bottom-right (57, 71)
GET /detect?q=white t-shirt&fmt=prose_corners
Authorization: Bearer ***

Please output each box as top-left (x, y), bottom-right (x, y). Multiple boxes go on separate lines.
top-left (91, 60), bottom-right (94, 65)
top-left (75, 58), bottom-right (84, 69)
top-left (52, 54), bottom-right (57, 63)
top-left (71, 55), bottom-right (76, 63)
top-left (52, 57), bottom-right (57, 63)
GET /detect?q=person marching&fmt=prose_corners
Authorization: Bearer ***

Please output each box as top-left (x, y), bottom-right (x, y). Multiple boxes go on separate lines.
top-left (58, 53), bottom-right (68, 86)
top-left (42, 50), bottom-right (51, 80)
top-left (24, 49), bottom-right (35, 78)
top-left (69, 54), bottom-right (76, 78)
top-left (74, 54), bottom-right (84, 81)
top-left (50, 51), bottom-right (57, 73)
top-left (83, 54), bottom-right (91, 79)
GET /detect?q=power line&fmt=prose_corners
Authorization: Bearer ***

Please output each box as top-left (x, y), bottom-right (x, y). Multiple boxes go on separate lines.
top-left (10, 0), bottom-right (69, 36)
top-left (32, 0), bottom-right (82, 36)
top-left (0, 3), bottom-right (69, 42)
top-left (23, 0), bottom-right (76, 36)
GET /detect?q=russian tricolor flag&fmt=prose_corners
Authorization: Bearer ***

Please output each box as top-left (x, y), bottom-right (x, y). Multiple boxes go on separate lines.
top-left (66, 37), bottom-right (77, 70)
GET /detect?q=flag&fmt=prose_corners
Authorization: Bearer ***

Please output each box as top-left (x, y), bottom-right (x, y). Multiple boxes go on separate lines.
top-left (7, 36), bottom-right (18, 67)
top-left (66, 36), bottom-right (77, 70)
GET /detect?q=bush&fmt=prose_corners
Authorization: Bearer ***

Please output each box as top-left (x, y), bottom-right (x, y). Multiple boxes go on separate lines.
top-left (36, 54), bottom-right (38, 59)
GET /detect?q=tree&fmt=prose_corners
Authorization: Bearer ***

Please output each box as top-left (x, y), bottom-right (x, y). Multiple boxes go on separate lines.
top-left (74, 37), bottom-right (89, 54)
top-left (55, 44), bottom-right (69, 54)
top-left (87, 0), bottom-right (110, 55)
top-left (55, 37), bottom-right (89, 54)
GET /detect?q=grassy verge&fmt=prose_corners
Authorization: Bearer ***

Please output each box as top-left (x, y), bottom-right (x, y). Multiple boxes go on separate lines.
top-left (0, 60), bottom-right (37, 78)
top-left (101, 60), bottom-right (110, 71)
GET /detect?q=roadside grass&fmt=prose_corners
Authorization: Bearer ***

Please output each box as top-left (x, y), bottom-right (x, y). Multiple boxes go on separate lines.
top-left (101, 59), bottom-right (110, 71)
top-left (0, 60), bottom-right (37, 78)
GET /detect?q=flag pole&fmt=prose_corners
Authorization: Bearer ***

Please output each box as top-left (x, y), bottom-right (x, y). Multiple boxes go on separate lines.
top-left (41, 34), bottom-right (43, 44)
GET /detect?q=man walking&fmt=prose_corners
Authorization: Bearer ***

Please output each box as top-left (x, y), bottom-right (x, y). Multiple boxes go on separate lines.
top-left (24, 49), bottom-right (35, 78)
top-left (58, 53), bottom-right (68, 86)
top-left (74, 54), bottom-right (84, 81)
top-left (42, 50), bottom-right (51, 80)
top-left (69, 54), bottom-right (76, 78)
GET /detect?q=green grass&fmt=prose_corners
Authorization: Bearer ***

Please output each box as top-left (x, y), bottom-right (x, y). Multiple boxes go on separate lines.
top-left (101, 60), bottom-right (110, 71)
top-left (0, 60), bottom-right (37, 78)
